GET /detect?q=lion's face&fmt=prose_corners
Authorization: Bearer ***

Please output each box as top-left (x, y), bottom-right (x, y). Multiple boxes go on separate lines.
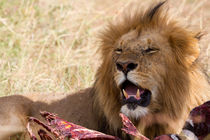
top-left (112, 30), bottom-right (170, 119)
top-left (95, 2), bottom-right (200, 128)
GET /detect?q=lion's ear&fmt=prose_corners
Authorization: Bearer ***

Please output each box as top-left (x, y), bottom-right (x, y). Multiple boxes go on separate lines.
top-left (194, 31), bottom-right (206, 40)
top-left (186, 31), bottom-right (206, 64)
top-left (169, 32), bottom-right (200, 66)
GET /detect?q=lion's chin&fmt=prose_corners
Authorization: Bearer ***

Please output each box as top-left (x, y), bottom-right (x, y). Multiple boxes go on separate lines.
top-left (121, 105), bottom-right (149, 119)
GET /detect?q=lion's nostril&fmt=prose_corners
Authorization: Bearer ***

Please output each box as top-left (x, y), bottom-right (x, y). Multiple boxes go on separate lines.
top-left (116, 63), bottom-right (123, 71)
top-left (116, 62), bottom-right (138, 74)
top-left (127, 63), bottom-right (138, 71)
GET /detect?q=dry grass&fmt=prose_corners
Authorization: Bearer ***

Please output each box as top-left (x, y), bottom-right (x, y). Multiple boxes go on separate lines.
top-left (0, 0), bottom-right (209, 96)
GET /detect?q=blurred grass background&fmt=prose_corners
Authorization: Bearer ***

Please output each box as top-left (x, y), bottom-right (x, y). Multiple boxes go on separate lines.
top-left (0, 0), bottom-right (209, 96)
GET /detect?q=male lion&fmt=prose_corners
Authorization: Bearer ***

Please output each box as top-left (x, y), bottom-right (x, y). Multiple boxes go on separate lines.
top-left (0, 2), bottom-right (209, 140)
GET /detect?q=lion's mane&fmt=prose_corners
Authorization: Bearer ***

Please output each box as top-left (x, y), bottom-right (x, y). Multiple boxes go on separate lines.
top-left (92, 2), bottom-right (210, 139)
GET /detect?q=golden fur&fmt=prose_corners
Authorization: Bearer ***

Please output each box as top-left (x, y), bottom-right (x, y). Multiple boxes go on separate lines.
top-left (93, 1), bottom-right (210, 138)
top-left (0, 2), bottom-right (209, 140)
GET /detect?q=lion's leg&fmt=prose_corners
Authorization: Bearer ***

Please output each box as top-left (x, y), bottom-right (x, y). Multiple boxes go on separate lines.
top-left (0, 95), bottom-right (33, 140)
top-left (0, 119), bottom-right (24, 140)
top-left (144, 124), bottom-right (174, 139)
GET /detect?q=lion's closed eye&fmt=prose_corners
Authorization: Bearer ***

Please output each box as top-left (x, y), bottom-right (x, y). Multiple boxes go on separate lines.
top-left (143, 48), bottom-right (159, 54)
top-left (115, 48), bottom-right (123, 54)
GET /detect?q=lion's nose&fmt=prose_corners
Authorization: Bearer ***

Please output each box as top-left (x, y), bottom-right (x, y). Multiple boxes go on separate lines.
top-left (116, 61), bottom-right (138, 74)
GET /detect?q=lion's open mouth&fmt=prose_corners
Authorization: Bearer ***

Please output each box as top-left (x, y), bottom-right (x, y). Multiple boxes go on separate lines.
top-left (120, 80), bottom-right (151, 110)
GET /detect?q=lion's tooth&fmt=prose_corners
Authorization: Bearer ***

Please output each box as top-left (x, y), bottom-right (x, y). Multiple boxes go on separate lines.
top-left (136, 89), bottom-right (140, 98)
top-left (122, 89), bottom-right (128, 99)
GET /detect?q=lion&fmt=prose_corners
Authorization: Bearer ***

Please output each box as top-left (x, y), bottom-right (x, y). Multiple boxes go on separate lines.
top-left (0, 1), bottom-right (209, 140)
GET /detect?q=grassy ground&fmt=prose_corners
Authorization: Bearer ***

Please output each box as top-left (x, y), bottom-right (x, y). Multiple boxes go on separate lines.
top-left (0, 0), bottom-right (209, 96)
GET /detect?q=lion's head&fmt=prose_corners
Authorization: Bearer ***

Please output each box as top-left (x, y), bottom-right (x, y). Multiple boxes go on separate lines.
top-left (93, 1), bottom-right (201, 136)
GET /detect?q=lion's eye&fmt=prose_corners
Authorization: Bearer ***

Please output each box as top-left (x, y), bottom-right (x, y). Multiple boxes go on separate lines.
top-left (143, 48), bottom-right (159, 54)
top-left (115, 48), bottom-right (122, 54)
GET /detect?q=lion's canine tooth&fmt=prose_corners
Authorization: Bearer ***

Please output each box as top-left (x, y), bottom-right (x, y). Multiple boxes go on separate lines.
top-left (136, 89), bottom-right (140, 98)
top-left (122, 89), bottom-right (128, 99)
